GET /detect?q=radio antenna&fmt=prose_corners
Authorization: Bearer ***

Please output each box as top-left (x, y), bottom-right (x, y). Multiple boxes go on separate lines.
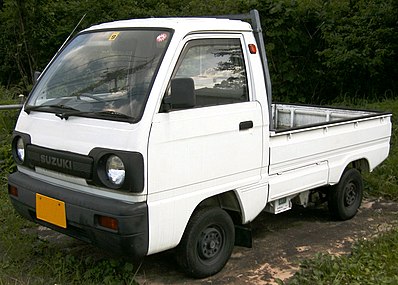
top-left (57, 13), bottom-right (87, 53)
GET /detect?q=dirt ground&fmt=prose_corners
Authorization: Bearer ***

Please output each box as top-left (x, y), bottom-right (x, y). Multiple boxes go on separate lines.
top-left (132, 198), bottom-right (398, 285)
top-left (35, 198), bottom-right (398, 284)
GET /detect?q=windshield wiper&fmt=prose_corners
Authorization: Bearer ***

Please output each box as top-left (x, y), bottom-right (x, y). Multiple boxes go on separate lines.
top-left (25, 104), bottom-right (133, 121)
top-left (68, 93), bottom-right (105, 102)
top-left (25, 104), bottom-right (78, 114)
top-left (94, 110), bottom-right (133, 120)
top-left (55, 110), bottom-right (133, 121)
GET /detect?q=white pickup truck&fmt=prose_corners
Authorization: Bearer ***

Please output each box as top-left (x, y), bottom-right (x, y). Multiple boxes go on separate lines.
top-left (8, 10), bottom-right (391, 278)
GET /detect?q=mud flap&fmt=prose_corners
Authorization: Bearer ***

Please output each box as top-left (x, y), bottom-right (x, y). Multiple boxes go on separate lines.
top-left (234, 224), bottom-right (252, 248)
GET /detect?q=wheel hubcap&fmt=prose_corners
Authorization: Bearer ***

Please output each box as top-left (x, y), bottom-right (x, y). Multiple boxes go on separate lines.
top-left (344, 182), bottom-right (357, 207)
top-left (199, 227), bottom-right (223, 259)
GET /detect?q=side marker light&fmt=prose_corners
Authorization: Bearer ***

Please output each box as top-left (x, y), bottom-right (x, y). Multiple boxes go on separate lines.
top-left (8, 185), bottom-right (18, 197)
top-left (248, 44), bottom-right (257, 54)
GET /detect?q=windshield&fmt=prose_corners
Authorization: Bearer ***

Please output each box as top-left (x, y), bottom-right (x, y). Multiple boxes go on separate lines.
top-left (26, 29), bottom-right (172, 122)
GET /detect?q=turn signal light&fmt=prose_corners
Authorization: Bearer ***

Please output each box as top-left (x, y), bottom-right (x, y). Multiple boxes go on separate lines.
top-left (97, 215), bottom-right (119, 231)
top-left (8, 185), bottom-right (18, 197)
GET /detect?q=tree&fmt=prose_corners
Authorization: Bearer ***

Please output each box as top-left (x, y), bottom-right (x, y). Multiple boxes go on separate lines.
top-left (318, 0), bottom-right (398, 99)
top-left (0, 0), bottom-right (396, 101)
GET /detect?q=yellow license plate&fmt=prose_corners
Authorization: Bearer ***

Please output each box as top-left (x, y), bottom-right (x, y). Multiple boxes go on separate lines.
top-left (36, 194), bottom-right (67, 228)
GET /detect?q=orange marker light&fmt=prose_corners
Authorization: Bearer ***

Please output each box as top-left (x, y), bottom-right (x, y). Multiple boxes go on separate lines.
top-left (248, 44), bottom-right (257, 54)
top-left (98, 215), bottom-right (119, 231)
top-left (8, 185), bottom-right (18, 197)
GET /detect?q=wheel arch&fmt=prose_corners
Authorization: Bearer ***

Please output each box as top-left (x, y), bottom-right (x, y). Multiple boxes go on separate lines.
top-left (347, 158), bottom-right (370, 173)
top-left (196, 190), bottom-right (243, 225)
top-left (148, 190), bottom-right (252, 256)
top-left (330, 158), bottom-right (370, 185)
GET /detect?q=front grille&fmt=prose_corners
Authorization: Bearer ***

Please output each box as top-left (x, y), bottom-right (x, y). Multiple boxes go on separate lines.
top-left (26, 145), bottom-right (93, 179)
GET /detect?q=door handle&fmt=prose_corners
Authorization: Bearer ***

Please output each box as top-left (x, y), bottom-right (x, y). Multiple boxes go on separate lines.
top-left (239, 121), bottom-right (253, 131)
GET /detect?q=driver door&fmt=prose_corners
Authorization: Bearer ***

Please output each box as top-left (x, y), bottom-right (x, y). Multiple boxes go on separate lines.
top-left (148, 36), bottom-right (263, 196)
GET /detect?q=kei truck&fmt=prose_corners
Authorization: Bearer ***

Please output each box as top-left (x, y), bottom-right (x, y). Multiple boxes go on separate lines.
top-left (7, 10), bottom-right (392, 278)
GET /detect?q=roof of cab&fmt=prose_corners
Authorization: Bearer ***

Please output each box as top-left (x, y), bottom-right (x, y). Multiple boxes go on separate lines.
top-left (83, 17), bottom-right (253, 33)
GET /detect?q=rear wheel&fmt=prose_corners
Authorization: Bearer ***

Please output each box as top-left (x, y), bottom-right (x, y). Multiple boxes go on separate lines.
top-left (328, 168), bottom-right (363, 220)
top-left (176, 207), bottom-right (235, 278)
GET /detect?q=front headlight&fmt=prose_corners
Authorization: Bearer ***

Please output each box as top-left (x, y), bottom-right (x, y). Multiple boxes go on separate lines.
top-left (89, 148), bottom-right (144, 192)
top-left (11, 132), bottom-right (31, 166)
top-left (16, 137), bottom-right (25, 163)
top-left (106, 155), bottom-right (125, 186)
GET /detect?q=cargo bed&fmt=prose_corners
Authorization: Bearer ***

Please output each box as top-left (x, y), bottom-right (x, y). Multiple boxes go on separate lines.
top-left (272, 103), bottom-right (389, 133)
top-left (268, 103), bottom-right (392, 202)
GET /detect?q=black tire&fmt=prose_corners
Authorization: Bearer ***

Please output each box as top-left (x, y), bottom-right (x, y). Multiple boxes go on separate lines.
top-left (328, 168), bottom-right (363, 220)
top-left (176, 207), bottom-right (235, 278)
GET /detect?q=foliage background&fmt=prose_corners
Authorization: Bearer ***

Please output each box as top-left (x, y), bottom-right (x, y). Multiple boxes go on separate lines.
top-left (0, 0), bottom-right (397, 103)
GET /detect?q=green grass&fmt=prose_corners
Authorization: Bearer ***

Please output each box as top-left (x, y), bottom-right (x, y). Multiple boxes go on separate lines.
top-left (0, 87), bottom-right (19, 175)
top-left (285, 229), bottom-right (398, 285)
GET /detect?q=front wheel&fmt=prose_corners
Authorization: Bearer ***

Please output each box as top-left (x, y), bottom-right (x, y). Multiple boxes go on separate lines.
top-left (176, 207), bottom-right (235, 278)
top-left (328, 168), bottom-right (363, 220)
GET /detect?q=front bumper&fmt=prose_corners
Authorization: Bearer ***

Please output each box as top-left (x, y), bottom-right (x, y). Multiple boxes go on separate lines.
top-left (8, 171), bottom-right (148, 259)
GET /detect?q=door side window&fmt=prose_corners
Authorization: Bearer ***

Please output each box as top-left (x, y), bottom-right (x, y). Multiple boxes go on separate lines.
top-left (168, 38), bottom-right (249, 109)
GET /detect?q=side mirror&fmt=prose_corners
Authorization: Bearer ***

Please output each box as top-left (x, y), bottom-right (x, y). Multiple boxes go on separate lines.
top-left (163, 78), bottom-right (195, 110)
top-left (33, 71), bottom-right (41, 84)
